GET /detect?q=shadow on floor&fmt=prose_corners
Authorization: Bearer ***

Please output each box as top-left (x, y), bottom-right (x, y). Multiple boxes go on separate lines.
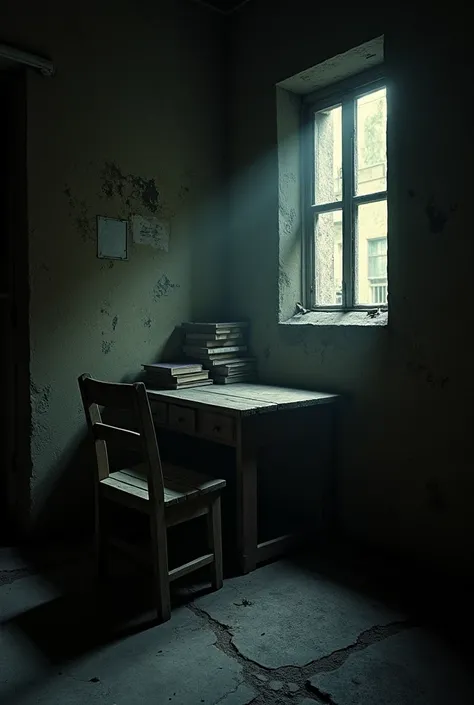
top-left (3, 538), bottom-right (474, 679)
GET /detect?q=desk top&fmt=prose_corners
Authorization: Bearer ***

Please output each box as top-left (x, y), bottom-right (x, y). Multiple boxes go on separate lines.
top-left (147, 382), bottom-right (338, 417)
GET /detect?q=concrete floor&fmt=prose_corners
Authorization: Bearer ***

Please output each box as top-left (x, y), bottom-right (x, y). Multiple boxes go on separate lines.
top-left (1, 546), bottom-right (473, 705)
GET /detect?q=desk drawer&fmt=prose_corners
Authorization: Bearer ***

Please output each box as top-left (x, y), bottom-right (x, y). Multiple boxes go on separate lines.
top-left (199, 411), bottom-right (235, 443)
top-left (149, 400), bottom-right (168, 424)
top-left (168, 404), bottom-right (195, 434)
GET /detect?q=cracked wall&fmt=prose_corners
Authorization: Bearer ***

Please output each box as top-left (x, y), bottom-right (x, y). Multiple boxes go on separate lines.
top-left (1, 0), bottom-right (226, 534)
top-left (227, 6), bottom-right (473, 577)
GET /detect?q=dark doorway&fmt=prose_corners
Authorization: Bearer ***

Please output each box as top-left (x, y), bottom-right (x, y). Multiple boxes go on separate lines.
top-left (0, 68), bottom-right (30, 543)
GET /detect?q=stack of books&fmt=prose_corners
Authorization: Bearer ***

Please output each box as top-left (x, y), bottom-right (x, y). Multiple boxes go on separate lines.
top-left (182, 321), bottom-right (257, 384)
top-left (142, 362), bottom-right (212, 390)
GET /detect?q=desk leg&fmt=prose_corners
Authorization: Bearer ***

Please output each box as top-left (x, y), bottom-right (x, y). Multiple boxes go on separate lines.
top-left (236, 421), bottom-right (257, 574)
top-left (323, 404), bottom-right (339, 535)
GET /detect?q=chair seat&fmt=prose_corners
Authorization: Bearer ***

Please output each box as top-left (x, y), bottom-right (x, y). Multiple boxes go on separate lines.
top-left (101, 463), bottom-right (225, 507)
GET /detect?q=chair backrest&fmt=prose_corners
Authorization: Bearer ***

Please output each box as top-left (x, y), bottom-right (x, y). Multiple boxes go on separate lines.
top-left (78, 373), bottom-right (165, 507)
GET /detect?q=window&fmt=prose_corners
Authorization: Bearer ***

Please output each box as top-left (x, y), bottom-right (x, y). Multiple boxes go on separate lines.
top-left (304, 74), bottom-right (388, 309)
top-left (367, 236), bottom-right (388, 304)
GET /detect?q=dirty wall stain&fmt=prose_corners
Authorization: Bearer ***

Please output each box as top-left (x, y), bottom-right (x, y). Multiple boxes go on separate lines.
top-left (101, 340), bottom-right (114, 355)
top-left (100, 162), bottom-right (160, 214)
top-left (100, 261), bottom-right (115, 271)
top-left (406, 359), bottom-right (449, 390)
top-left (153, 275), bottom-right (180, 301)
top-left (408, 189), bottom-right (458, 235)
top-left (63, 185), bottom-right (95, 242)
top-left (425, 199), bottom-right (457, 234)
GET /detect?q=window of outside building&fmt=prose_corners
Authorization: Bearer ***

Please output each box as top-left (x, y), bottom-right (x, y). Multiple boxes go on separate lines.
top-left (303, 75), bottom-right (387, 309)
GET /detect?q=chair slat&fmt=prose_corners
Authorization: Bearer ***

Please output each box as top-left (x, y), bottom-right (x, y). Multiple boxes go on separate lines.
top-left (101, 476), bottom-right (149, 503)
top-left (93, 422), bottom-right (142, 451)
top-left (114, 470), bottom-right (148, 491)
top-left (80, 374), bottom-right (137, 410)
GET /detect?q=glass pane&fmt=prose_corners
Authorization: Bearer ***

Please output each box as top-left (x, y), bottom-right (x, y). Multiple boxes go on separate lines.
top-left (314, 210), bottom-right (343, 306)
top-left (355, 87), bottom-right (387, 196)
top-left (314, 105), bottom-right (342, 205)
top-left (356, 200), bottom-right (388, 305)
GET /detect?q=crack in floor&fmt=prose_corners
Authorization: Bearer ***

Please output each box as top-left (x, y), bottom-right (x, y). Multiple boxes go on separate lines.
top-left (213, 679), bottom-right (247, 705)
top-left (189, 602), bottom-right (413, 704)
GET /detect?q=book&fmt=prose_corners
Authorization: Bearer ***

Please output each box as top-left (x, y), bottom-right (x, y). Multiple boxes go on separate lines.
top-left (183, 345), bottom-right (247, 357)
top-left (182, 321), bottom-right (248, 333)
top-left (200, 356), bottom-right (255, 368)
top-left (172, 379), bottom-right (212, 389)
top-left (147, 379), bottom-right (213, 390)
top-left (213, 361), bottom-right (256, 376)
top-left (185, 332), bottom-right (244, 342)
top-left (213, 374), bottom-right (256, 384)
top-left (143, 362), bottom-right (202, 376)
top-left (215, 367), bottom-right (256, 378)
top-left (145, 371), bottom-right (209, 385)
top-left (184, 338), bottom-right (245, 348)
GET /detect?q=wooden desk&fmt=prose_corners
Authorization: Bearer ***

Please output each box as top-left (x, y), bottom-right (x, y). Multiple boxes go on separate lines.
top-left (147, 383), bottom-right (339, 574)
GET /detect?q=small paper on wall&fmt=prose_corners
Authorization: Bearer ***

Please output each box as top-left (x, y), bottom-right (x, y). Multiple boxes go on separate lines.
top-left (131, 214), bottom-right (170, 252)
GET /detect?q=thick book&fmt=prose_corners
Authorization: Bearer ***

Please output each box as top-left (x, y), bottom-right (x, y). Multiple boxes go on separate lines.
top-left (213, 361), bottom-right (256, 376)
top-left (184, 338), bottom-right (245, 348)
top-left (200, 356), bottom-right (255, 368)
top-left (213, 374), bottom-right (256, 385)
top-left (214, 367), bottom-right (256, 378)
top-left (182, 321), bottom-right (248, 333)
top-left (183, 345), bottom-right (247, 357)
top-left (185, 331), bottom-right (244, 342)
top-left (143, 362), bottom-right (202, 376)
top-left (147, 379), bottom-right (213, 390)
top-left (145, 371), bottom-right (209, 384)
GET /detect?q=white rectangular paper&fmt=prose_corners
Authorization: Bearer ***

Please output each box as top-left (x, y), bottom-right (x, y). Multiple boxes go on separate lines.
top-left (97, 216), bottom-right (128, 260)
top-left (131, 214), bottom-right (170, 252)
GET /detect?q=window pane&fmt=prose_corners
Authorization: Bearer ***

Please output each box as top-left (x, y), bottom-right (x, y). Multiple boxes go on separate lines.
top-left (314, 105), bottom-right (342, 205)
top-left (314, 209), bottom-right (343, 306)
top-left (355, 87), bottom-right (387, 196)
top-left (355, 200), bottom-right (387, 305)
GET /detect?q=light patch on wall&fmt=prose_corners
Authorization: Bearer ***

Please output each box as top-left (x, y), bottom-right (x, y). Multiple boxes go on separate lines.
top-left (131, 214), bottom-right (170, 251)
top-left (97, 216), bottom-right (128, 260)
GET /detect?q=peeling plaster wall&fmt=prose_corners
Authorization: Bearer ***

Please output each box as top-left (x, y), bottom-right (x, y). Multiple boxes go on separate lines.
top-left (1, 0), bottom-right (225, 534)
top-left (228, 6), bottom-right (473, 576)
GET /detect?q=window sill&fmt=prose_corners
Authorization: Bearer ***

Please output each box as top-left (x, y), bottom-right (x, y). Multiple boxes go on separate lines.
top-left (281, 309), bottom-right (388, 328)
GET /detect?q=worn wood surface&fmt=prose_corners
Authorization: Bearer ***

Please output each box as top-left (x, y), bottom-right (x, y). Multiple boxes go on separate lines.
top-left (148, 387), bottom-right (274, 415)
top-left (205, 383), bottom-right (338, 411)
top-left (147, 383), bottom-right (338, 415)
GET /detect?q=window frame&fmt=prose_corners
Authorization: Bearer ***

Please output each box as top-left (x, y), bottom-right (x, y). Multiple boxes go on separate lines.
top-left (301, 67), bottom-right (388, 311)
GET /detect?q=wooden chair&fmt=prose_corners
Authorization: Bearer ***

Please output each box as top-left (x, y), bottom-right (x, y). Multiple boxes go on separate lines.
top-left (78, 373), bottom-right (226, 623)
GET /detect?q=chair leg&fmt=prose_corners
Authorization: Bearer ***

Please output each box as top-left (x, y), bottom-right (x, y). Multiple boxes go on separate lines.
top-left (207, 496), bottom-right (223, 591)
top-left (94, 490), bottom-right (107, 581)
top-left (149, 512), bottom-right (171, 623)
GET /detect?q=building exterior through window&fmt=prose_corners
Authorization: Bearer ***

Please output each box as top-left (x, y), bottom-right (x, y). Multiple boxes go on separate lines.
top-left (309, 83), bottom-right (387, 308)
